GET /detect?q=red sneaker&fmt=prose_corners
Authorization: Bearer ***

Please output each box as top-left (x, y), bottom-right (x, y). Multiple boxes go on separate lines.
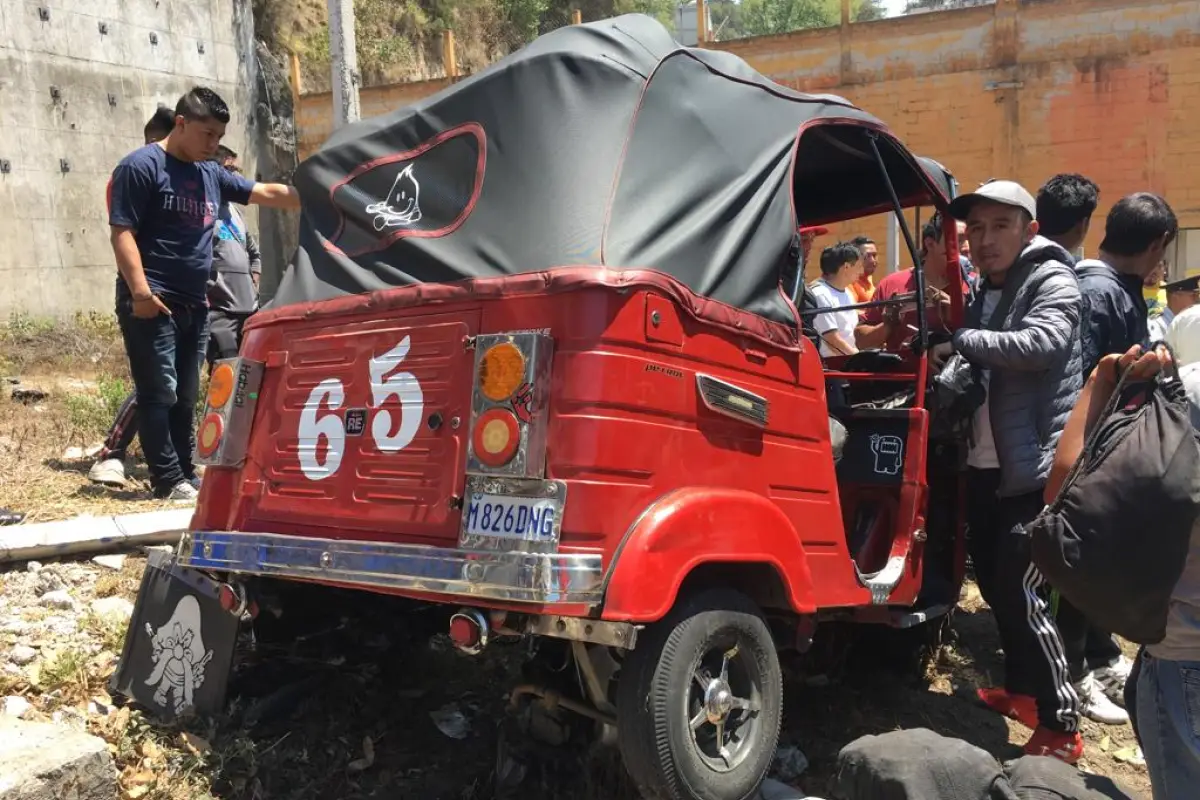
top-left (1023, 727), bottom-right (1083, 764)
top-left (976, 687), bottom-right (1038, 729)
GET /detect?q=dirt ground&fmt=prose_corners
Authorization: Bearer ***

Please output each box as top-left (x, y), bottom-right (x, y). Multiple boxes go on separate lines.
top-left (0, 321), bottom-right (1152, 799)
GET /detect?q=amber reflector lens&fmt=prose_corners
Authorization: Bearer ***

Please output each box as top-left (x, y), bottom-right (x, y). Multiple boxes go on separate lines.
top-left (478, 342), bottom-right (526, 402)
top-left (208, 363), bottom-right (236, 410)
top-left (197, 413), bottom-right (225, 458)
top-left (472, 408), bottom-right (520, 467)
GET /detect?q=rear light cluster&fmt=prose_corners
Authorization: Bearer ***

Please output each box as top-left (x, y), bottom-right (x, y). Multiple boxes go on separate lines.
top-left (467, 333), bottom-right (553, 477)
top-left (195, 358), bottom-right (265, 467)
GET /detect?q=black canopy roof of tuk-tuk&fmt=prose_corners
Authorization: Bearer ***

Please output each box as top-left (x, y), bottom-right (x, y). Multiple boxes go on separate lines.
top-left (272, 14), bottom-right (951, 325)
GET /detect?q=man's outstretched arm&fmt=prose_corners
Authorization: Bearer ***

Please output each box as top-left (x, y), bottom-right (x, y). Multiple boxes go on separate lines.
top-left (249, 182), bottom-right (301, 210)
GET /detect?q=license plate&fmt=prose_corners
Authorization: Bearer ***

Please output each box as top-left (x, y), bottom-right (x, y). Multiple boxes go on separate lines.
top-left (463, 492), bottom-right (560, 541)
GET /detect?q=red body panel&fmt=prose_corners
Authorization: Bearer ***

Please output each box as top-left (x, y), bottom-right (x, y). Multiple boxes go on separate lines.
top-left (192, 268), bottom-right (935, 622)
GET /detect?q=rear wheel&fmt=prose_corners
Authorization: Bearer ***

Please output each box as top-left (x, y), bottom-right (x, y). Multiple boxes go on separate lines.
top-left (616, 589), bottom-right (782, 800)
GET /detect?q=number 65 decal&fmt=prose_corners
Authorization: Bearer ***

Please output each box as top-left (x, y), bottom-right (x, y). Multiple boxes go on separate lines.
top-left (296, 336), bottom-right (425, 481)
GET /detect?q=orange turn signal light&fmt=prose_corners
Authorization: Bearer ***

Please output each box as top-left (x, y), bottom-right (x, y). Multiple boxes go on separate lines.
top-left (208, 362), bottom-right (236, 410)
top-left (478, 342), bottom-right (526, 402)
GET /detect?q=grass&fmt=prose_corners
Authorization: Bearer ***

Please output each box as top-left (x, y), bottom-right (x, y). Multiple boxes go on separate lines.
top-left (0, 312), bottom-right (213, 520)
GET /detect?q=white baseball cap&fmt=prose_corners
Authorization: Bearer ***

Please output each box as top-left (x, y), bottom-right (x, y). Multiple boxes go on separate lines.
top-left (948, 179), bottom-right (1037, 221)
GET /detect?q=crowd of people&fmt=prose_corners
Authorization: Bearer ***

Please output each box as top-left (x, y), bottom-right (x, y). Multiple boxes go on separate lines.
top-left (806, 174), bottom-right (1198, 797)
top-left (0, 80), bottom-right (1195, 799)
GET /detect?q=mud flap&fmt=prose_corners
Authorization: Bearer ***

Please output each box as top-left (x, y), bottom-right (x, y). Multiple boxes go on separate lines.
top-left (109, 548), bottom-right (239, 720)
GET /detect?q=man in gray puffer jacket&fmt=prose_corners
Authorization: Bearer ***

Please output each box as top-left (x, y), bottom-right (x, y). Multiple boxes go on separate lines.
top-left (930, 180), bottom-right (1084, 763)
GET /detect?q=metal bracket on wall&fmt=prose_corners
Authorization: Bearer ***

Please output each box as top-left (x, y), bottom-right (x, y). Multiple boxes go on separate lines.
top-left (984, 80), bottom-right (1023, 91)
top-left (37, 7), bottom-right (49, 21)
top-left (107, 93), bottom-right (117, 107)
top-left (49, 85), bottom-right (61, 101)
top-left (98, 21), bottom-right (108, 35)
top-left (197, 41), bottom-right (205, 54)
top-left (59, 159), bottom-right (70, 174)
top-left (0, 160), bottom-right (11, 175)
top-left (149, 32), bottom-right (158, 46)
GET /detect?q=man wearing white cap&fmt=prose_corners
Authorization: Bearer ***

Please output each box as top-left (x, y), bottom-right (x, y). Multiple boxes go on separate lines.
top-left (929, 179), bottom-right (1084, 762)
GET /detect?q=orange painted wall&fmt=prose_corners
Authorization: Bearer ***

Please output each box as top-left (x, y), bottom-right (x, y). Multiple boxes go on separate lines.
top-left (296, 0), bottom-right (1200, 275)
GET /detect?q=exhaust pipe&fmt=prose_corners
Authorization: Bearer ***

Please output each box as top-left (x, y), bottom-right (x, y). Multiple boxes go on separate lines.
top-left (449, 608), bottom-right (489, 655)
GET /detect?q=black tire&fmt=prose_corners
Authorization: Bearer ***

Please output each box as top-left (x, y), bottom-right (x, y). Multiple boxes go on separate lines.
top-left (616, 589), bottom-right (782, 800)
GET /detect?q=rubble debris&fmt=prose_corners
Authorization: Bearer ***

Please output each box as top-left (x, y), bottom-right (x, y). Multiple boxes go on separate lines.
top-left (2, 697), bottom-right (31, 720)
top-left (772, 744), bottom-right (811, 783)
top-left (430, 703), bottom-right (470, 739)
top-left (38, 589), bottom-right (76, 610)
top-left (89, 597), bottom-right (134, 621)
top-left (91, 554), bottom-right (126, 571)
top-left (0, 717), bottom-right (117, 800)
top-left (10, 387), bottom-right (48, 404)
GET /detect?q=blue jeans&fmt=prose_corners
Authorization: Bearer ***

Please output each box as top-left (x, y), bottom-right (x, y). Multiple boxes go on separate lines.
top-left (117, 299), bottom-right (209, 496)
top-left (1137, 652), bottom-right (1200, 799)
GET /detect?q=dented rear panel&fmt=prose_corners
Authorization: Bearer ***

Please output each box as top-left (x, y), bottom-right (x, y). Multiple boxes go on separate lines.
top-left (243, 311), bottom-right (479, 545)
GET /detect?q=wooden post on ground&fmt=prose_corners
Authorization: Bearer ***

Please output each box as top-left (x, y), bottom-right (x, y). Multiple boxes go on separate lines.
top-left (443, 29), bottom-right (458, 78)
top-left (696, 0), bottom-right (708, 44)
top-left (572, 9), bottom-right (582, 25)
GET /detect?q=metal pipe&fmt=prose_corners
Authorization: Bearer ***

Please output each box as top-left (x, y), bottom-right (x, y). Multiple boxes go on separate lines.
top-left (508, 684), bottom-right (617, 726)
top-left (866, 131), bottom-right (927, 354)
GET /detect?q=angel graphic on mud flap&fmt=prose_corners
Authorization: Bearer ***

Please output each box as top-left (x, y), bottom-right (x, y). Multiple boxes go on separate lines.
top-left (144, 595), bottom-right (213, 715)
top-left (367, 164), bottom-right (423, 230)
top-left (870, 433), bottom-right (904, 476)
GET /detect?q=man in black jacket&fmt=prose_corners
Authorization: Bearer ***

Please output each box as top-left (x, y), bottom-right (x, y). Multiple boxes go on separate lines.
top-left (1057, 193), bottom-right (1177, 727)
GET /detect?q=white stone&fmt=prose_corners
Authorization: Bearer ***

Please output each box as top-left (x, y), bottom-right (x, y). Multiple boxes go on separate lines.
top-left (0, 718), bottom-right (116, 800)
top-left (0, 620), bottom-right (31, 636)
top-left (89, 597), bottom-right (134, 622)
top-left (90, 554), bottom-right (125, 571)
top-left (7, 646), bottom-right (36, 667)
top-left (34, 570), bottom-right (65, 596)
top-left (24, 562), bottom-right (41, 574)
top-left (37, 590), bottom-right (74, 610)
top-left (2, 697), bottom-right (30, 720)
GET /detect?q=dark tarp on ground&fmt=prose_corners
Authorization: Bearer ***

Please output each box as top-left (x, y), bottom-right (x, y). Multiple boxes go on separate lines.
top-left (272, 14), bottom-right (949, 325)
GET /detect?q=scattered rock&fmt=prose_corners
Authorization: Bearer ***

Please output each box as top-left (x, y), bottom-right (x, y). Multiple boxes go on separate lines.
top-left (0, 620), bottom-right (31, 636)
top-left (10, 387), bottom-right (48, 404)
top-left (89, 597), bottom-right (134, 622)
top-left (37, 590), bottom-right (75, 611)
top-left (758, 778), bottom-right (826, 800)
top-left (34, 569), bottom-right (66, 597)
top-left (430, 703), bottom-right (470, 739)
top-left (0, 436), bottom-right (14, 453)
top-left (91, 554), bottom-right (126, 572)
top-left (25, 562), bottom-right (42, 574)
top-left (7, 646), bottom-right (37, 667)
top-left (2, 697), bottom-right (31, 720)
top-left (0, 717), bottom-right (117, 799)
top-left (772, 744), bottom-right (810, 783)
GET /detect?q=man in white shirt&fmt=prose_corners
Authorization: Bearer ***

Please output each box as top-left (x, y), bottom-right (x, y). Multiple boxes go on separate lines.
top-left (808, 242), bottom-right (862, 358)
top-left (1149, 274), bottom-right (1199, 342)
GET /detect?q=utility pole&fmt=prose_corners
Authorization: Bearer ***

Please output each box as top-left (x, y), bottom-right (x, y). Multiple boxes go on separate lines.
top-left (328, 0), bottom-right (361, 128)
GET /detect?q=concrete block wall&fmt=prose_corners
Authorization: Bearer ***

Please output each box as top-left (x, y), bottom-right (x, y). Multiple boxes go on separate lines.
top-left (0, 0), bottom-right (260, 317)
top-left (294, 0), bottom-right (1200, 281)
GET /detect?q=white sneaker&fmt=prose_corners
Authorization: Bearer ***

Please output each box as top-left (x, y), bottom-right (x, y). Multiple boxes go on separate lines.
top-left (87, 458), bottom-right (127, 487)
top-left (1094, 655), bottom-right (1133, 706)
top-left (1076, 672), bottom-right (1129, 725)
top-left (164, 481), bottom-right (200, 502)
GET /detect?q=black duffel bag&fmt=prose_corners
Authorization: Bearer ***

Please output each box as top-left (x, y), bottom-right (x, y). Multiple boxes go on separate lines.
top-left (1025, 356), bottom-right (1200, 644)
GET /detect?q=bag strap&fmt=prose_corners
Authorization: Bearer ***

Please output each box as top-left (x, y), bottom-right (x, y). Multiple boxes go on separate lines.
top-left (1044, 339), bottom-right (1185, 510)
top-left (1046, 362), bottom-right (1136, 511)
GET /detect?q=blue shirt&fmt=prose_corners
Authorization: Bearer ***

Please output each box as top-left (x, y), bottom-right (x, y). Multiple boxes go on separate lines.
top-left (108, 144), bottom-right (254, 306)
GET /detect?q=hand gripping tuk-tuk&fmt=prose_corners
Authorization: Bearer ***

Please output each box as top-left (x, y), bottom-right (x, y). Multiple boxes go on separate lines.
top-left (111, 15), bottom-right (968, 799)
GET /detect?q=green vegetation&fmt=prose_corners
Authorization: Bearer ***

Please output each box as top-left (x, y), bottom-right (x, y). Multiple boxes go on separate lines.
top-left (254, 0), bottom-right (890, 90)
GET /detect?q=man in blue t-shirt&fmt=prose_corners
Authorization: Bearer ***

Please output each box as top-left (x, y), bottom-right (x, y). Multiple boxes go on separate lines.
top-left (109, 86), bottom-right (300, 500)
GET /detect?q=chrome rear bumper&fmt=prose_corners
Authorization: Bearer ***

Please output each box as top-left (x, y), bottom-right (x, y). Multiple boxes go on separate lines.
top-left (178, 530), bottom-right (605, 605)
